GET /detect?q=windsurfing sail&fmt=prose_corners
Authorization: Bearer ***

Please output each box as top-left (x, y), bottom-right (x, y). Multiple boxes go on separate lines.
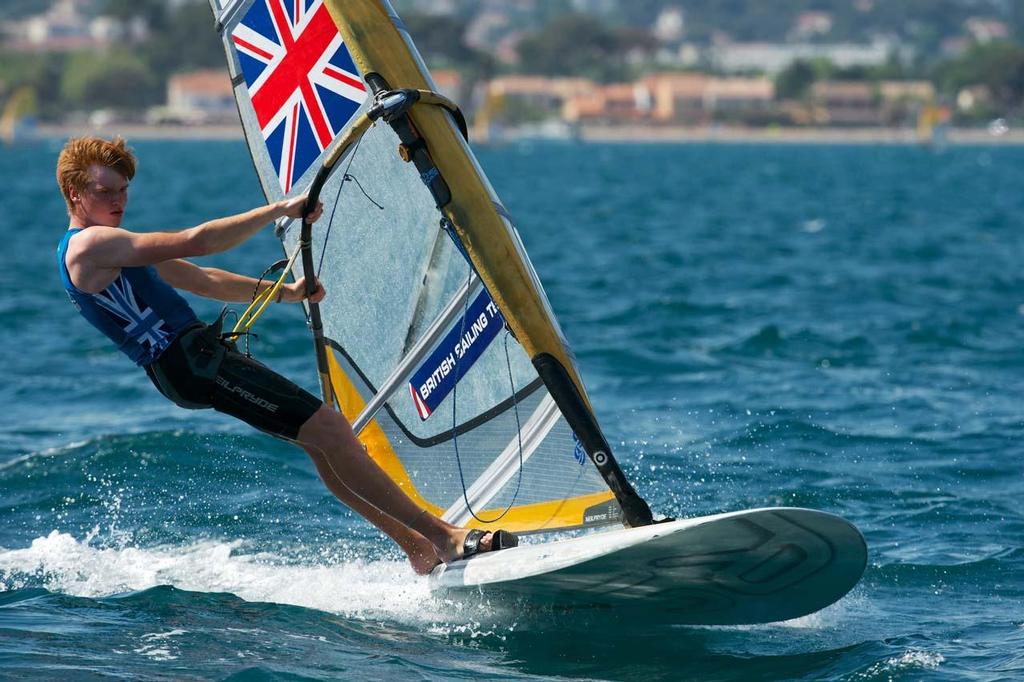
top-left (208, 0), bottom-right (654, 534)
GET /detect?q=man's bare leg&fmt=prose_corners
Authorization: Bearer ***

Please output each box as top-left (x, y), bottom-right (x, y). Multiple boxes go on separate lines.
top-left (295, 405), bottom-right (496, 572)
top-left (302, 449), bottom-right (439, 574)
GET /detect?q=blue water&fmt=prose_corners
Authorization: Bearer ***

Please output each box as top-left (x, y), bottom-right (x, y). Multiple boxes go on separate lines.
top-left (2, 139), bottom-right (1023, 680)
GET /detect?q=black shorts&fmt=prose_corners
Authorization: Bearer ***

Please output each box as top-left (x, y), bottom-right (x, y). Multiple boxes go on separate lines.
top-left (145, 323), bottom-right (322, 441)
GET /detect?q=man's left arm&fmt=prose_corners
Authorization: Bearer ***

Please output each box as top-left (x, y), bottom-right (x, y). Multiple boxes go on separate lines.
top-left (155, 259), bottom-right (323, 304)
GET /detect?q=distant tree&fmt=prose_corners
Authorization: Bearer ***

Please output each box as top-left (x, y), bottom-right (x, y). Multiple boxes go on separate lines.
top-left (934, 41), bottom-right (1024, 113)
top-left (139, 2), bottom-right (225, 79)
top-left (102, 0), bottom-right (167, 31)
top-left (832, 64), bottom-right (872, 81)
top-left (403, 13), bottom-right (475, 64)
top-left (775, 60), bottom-right (817, 99)
top-left (516, 13), bottom-right (648, 82)
top-left (0, 0), bottom-right (50, 21)
top-left (60, 50), bottom-right (159, 111)
top-left (0, 50), bottom-right (65, 119)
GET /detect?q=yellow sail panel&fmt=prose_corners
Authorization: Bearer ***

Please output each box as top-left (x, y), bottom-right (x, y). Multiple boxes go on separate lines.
top-left (469, 490), bottom-right (617, 534)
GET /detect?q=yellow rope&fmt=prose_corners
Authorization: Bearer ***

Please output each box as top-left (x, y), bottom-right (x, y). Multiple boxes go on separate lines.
top-left (231, 243), bottom-right (302, 336)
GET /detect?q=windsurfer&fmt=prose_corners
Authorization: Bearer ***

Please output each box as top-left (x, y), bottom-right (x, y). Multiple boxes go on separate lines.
top-left (55, 135), bottom-right (515, 574)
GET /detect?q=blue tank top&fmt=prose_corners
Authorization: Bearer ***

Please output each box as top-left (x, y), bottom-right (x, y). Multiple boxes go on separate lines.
top-left (57, 228), bottom-right (199, 366)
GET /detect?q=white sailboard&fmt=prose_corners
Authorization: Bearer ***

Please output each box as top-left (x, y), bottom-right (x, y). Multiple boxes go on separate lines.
top-left (432, 508), bottom-right (867, 625)
top-left (208, 0), bottom-right (868, 625)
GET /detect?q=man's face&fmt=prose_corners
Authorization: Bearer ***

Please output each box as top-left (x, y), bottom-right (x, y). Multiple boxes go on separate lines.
top-left (71, 165), bottom-right (129, 227)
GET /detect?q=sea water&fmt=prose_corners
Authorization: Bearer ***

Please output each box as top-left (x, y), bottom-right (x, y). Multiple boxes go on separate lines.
top-left (1, 139), bottom-right (1022, 680)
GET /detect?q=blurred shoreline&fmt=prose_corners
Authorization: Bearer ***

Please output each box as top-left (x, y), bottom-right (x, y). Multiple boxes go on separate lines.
top-left (31, 122), bottom-right (1024, 145)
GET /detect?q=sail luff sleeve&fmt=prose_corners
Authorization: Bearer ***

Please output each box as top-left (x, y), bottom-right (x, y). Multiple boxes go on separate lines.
top-left (322, 0), bottom-right (653, 527)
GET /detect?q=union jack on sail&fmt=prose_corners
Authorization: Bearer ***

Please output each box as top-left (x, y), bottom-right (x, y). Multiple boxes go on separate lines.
top-left (231, 0), bottom-right (367, 193)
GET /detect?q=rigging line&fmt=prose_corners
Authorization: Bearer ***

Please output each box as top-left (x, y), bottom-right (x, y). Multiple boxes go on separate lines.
top-left (342, 173), bottom-right (384, 210)
top-left (316, 131), bottom-right (373, 279)
top-left (450, 270), bottom-right (524, 524)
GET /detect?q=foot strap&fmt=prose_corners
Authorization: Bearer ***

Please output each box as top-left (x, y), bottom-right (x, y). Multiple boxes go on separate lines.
top-left (462, 528), bottom-right (519, 560)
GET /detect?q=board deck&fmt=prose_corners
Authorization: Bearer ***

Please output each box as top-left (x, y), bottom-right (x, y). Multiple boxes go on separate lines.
top-left (430, 508), bottom-right (867, 625)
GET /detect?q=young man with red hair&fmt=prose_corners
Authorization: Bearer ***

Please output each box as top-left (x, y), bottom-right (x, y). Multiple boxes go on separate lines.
top-left (56, 136), bottom-right (514, 573)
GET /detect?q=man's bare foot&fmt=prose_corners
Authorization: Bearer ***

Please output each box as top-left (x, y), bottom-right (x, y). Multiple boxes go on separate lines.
top-left (406, 534), bottom-right (443, 575)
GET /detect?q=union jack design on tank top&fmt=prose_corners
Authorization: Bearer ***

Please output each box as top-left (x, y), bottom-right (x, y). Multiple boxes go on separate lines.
top-left (93, 276), bottom-right (172, 354)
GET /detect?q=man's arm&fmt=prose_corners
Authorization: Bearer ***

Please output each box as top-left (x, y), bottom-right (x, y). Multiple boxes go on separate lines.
top-left (66, 195), bottom-right (322, 294)
top-left (76, 197), bottom-right (310, 270)
top-left (155, 259), bottom-right (324, 304)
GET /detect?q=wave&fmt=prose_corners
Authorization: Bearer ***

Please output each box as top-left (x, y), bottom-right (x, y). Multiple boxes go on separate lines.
top-left (711, 324), bottom-right (878, 367)
top-left (871, 548), bottom-right (1023, 584)
top-left (0, 530), bottom-right (449, 626)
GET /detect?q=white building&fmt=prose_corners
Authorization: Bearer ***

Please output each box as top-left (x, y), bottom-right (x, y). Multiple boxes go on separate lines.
top-left (166, 70), bottom-right (236, 123)
top-left (709, 40), bottom-right (895, 75)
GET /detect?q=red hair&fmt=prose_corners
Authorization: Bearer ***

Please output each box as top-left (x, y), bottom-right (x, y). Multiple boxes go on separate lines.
top-left (56, 136), bottom-right (137, 213)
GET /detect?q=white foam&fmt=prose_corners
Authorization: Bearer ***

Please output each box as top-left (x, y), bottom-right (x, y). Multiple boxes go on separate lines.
top-left (891, 650), bottom-right (945, 669)
top-left (0, 530), bottom-right (504, 629)
top-left (852, 649), bottom-right (945, 679)
top-left (0, 439), bottom-right (90, 472)
top-left (130, 629), bottom-right (188, 662)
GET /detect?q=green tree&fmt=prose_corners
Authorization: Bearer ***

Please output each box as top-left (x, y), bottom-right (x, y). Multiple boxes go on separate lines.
top-left (0, 50), bottom-right (66, 119)
top-left (102, 0), bottom-right (168, 31)
top-left (140, 1), bottom-right (225, 79)
top-left (60, 50), bottom-right (159, 111)
top-left (403, 13), bottom-right (473, 64)
top-left (934, 41), bottom-right (1024, 112)
top-left (0, 0), bottom-right (50, 21)
top-left (775, 59), bottom-right (817, 99)
top-left (516, 13), bottom-right (648, 82)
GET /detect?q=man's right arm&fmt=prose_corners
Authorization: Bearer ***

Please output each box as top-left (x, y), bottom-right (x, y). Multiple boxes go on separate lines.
top-left (76, 197), bottom-right (312, 270)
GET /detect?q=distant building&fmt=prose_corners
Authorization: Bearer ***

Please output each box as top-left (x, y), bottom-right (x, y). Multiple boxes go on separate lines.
top-left (964, 18), bottom-right (1010, 44)
top-left (465, 10), bottom-right (521, 64)
top-left (13, 0), bottom-right (95, 51)
top-left (709, 40), bottom-right (894, 75)
top-left (941, 37), bottom-right (970, 58)
top-left (4, 0), bottom-right (147, 52)
top-left (399, 0), bottom-right (460, 16)
top-left (430, 69), bottom-right (463, 104)
top-left (880, 80), bottom-right (935, 125)
top-left (653, 7), bottom-right (686, 44)
top-left (562, 73), bottom-right (774, 125)
top-left (811, 81), bottom-right (881, 126)
top-left (487, 76), bottom-right (593, 105)
top-left (479, 76), bottom-right (594, 129)
top-left (165, 70), bottom-right (236, 124)
top-left (643, 73), bottom-right (709, 123)
top-left (563, 82), bottom-right (649, 123)
top-left (879, 81), bottom-right (935, 104)
top-left (703, 77), bottom-right (774, 116)
top-left (791, 11), bottom-right (833, 40)
top-left (956, 85), bottom-right (992, 114)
